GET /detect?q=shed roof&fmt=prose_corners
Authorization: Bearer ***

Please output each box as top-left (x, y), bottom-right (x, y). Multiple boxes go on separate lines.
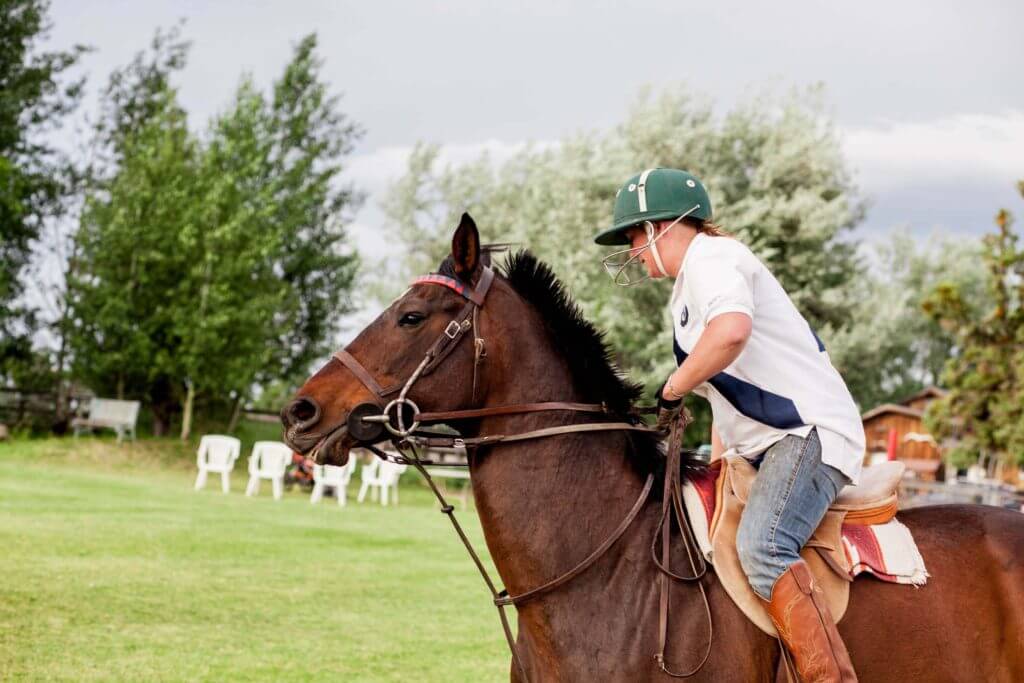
top-left (899, 385), bottom-right (947, 406)
top-left (861, 403), bottom-right (923, 422)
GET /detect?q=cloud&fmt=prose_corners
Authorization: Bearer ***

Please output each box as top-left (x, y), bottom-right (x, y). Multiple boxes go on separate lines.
top-left (343, 138), bottom-right (555, 262)
top-left (343, 138), bottom-right (549, 197)
top-left (842, 111), bottom-right (1024, 193)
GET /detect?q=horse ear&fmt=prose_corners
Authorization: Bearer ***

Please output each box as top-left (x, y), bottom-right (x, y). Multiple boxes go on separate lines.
top-left (451, 212), bottom-right (481, 282)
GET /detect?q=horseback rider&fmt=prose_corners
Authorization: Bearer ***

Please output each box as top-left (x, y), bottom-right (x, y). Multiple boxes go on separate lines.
top-left (597, 168), bottom-right (863, 682)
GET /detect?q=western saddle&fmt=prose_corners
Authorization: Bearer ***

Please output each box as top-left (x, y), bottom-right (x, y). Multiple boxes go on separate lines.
top-left (707, 458), bottom-right (905, 636)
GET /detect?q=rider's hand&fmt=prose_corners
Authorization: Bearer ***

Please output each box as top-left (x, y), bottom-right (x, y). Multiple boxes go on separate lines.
top-left (654, 380), bottom-right (683, 433)
top-left (656, 380), bottom-right (683, 409)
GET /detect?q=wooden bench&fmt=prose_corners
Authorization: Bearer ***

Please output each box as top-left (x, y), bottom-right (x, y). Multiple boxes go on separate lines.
top-left (72, 398), bottom-right (140, 442)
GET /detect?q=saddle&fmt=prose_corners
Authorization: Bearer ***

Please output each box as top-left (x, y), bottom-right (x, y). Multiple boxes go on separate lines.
top-left (694, 457), bottom-right (905, 636)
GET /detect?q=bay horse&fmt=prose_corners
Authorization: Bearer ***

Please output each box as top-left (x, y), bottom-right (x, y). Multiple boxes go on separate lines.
top-left (282, 214), bottom-right (1024, 681)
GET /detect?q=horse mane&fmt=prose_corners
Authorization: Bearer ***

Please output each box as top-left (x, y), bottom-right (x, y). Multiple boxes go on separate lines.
top-left (439, 249), bottom-right (702, 482)
top-left (498, 250), bottom-right (642, 414)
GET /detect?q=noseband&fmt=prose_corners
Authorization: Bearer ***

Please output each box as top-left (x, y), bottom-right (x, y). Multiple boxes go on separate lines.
top-left (325, 265), bottom-right (710, 681)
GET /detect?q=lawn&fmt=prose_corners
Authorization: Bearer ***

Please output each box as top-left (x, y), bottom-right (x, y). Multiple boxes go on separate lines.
top-left (0, 433), bottom-right (508, 682)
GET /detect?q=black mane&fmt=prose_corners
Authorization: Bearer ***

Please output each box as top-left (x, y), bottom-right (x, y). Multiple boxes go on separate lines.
top-left (498, 251), bottom-right (642, 415)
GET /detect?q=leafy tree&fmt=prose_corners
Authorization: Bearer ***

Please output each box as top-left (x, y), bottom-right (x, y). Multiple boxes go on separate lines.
top-left (173, 79), bottom-right (280, 439)
top-left (174, 35), bottom-right (362, 438)
top-left (382, 87), bottom-right (863, 443)
top-left (0, 0), bottom-right (86, 380)
top-left (68, 85), bottom-right (198, 435)
top-left (68, 31), bottom-right (361, 437)
top-left (262, 34), bottom-right (361, 387)
top-left (827, 232), bottom-right (987, 409)
top-left (923, 182), bottom-right (1024, 468)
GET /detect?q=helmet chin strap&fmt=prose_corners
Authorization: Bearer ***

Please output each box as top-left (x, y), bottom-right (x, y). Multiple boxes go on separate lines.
top-left (645, 222), bottom-right (670, 278)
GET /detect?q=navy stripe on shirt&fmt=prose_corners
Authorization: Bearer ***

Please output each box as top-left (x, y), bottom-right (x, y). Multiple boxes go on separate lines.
top-left (808, 323), bottom-right (826, 353)
top-left (673, 338), bottom-right (805, 429)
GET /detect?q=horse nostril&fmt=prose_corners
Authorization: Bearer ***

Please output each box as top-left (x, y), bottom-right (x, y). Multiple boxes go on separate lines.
top-left (287, 397), bottom-right (320, 428)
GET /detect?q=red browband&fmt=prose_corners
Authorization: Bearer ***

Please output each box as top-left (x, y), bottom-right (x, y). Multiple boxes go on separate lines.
top-left (411, 274), bottom-right (472, 300)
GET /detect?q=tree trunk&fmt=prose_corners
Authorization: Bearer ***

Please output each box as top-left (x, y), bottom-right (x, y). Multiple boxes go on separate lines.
top-left (180, 380), bottom-right (195, 441)
top-left (152, 410), bottom-right (169, 438)
top-left (226, 394), bottom-right (243, 433)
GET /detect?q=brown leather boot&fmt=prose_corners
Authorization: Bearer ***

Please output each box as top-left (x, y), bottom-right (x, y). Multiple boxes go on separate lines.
top-left (766, 560), bottom-right (858, 682)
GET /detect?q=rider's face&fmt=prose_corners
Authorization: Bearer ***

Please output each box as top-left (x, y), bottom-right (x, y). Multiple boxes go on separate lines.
top-left (625, 224), bottom-right (662, 278)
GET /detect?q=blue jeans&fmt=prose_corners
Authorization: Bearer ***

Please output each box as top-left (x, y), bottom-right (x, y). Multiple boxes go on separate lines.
top-left (735, 427), bottom-right (849, 600)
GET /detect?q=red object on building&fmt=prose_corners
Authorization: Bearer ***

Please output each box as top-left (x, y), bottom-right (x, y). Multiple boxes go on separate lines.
top-left (886, 427), bottom-right (899, 461)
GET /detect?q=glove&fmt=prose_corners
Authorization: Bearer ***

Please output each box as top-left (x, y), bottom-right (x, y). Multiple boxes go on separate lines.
top-left (654, 381), bottom-right (683, 433)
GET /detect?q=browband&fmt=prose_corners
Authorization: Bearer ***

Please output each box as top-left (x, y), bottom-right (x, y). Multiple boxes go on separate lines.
top-left (412, 266), bottom-right (493, 305)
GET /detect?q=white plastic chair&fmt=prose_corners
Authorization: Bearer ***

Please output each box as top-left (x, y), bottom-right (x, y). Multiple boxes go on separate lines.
top-left (194, 435), bottom-right (241, 493)
top-left (310, 456), bottom-right (358, 506)
top-left (357, 457), bottom-right (408, 506)
top-left (245, 441), bottom-right (292, 500)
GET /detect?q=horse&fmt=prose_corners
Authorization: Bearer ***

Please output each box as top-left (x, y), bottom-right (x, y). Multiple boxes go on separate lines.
top-left (281, 214), bottom-right (1024, 681)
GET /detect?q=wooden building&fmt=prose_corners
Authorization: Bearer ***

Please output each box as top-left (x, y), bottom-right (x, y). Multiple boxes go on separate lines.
top-left (861, 387), bottom-right (947, 479)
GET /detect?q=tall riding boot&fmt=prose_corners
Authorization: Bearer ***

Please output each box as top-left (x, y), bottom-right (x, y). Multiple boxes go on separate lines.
top-left (765, 559), bottom-right (858, 682)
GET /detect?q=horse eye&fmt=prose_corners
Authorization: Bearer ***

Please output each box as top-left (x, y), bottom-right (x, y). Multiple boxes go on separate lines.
top-left (399, 312), bottom-right (426, 327)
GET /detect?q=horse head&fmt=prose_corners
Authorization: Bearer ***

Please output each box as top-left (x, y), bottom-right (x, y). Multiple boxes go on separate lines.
top-left (281, 212), bottom-right (507, 465)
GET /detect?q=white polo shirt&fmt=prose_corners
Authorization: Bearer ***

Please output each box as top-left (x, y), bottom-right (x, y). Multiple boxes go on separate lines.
top-left (670, 232), bottom-right (865, 484)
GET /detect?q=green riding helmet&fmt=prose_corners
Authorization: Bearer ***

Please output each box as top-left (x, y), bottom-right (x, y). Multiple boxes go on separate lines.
top-left (594, 168), bottom-right (712, 245)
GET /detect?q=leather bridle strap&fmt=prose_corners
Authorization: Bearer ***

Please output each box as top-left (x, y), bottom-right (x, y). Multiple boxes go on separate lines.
top-left (653, 413), bottom-right (714, 678)
top-left (417, 401), bottom-right (609, 422)
top-left (332, 349), bottom-right (399, 400)
top-left (330, 267), bottom-right (497, 406)
top-left (414, 421), bottom-right (659, 449)
top-left (419, 266), bottom-right (495, 378)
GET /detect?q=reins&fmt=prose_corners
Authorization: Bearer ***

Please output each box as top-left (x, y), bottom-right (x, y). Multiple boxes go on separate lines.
top-left (327, 265), bottom-right (713, 681)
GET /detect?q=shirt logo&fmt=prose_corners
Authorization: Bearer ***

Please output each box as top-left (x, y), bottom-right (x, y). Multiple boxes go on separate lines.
top-left (680, 305), bottom-right (689, 328)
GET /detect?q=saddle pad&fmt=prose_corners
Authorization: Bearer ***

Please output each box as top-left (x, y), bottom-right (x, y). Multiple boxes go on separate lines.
top-left (682, 460), bottom-right (929, 636)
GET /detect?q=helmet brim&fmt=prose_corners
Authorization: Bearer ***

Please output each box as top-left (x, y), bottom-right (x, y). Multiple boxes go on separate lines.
top-left (594, 226), bottom-right (633, 246)
top-left (594, 210), bottom-right (695, 246)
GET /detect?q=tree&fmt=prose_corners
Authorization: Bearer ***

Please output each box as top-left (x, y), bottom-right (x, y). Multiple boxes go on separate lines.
top-left (261, 34), bottom-right (362, 387)
top-left (826, 231), bottom-right (987, 410)
top-left (382, 87), bottom-right (864, 443)
top-left (0, 0), bottom-right (86, 381)
top-left (68, 85), bottom-right (198, 435)
top-left (923, 182), bottom-right (1024, 469)
top-left (173, 35), bottom-right (362, 439)
top-left (68, 30), bottom-right (361, 438)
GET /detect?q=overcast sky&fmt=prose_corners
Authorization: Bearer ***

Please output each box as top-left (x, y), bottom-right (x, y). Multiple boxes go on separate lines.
top-left (43, 0), bottom-right (1024, 276)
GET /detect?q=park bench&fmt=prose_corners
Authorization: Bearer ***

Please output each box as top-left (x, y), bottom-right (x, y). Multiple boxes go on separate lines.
top-left (72, 398), bottom-right (140, 442)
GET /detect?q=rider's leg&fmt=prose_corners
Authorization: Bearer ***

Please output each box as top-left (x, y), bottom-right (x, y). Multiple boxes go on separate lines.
top-left (736, 427), bottom-right (857, 682)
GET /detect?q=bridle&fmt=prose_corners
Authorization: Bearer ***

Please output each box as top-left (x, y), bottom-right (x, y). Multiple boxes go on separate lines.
top-left (324, 265), bottom-right (712, 680)
top-left (331, 266), bottom-right (654, 449)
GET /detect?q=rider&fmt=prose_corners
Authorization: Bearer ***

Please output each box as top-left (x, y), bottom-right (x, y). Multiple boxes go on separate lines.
top-left (596, 168), bottom-right (863, 682)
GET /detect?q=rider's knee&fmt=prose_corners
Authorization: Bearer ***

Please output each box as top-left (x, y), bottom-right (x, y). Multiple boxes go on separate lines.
top-left (737, 516), bottom-right (775, 600)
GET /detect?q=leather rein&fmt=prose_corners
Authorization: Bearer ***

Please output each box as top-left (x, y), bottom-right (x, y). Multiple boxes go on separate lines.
top-left (327, 265), bottom-right (712, 680)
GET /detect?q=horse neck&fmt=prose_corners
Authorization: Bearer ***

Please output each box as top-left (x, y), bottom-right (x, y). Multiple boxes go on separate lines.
top-left (466, 323), bottom-right (648, 599)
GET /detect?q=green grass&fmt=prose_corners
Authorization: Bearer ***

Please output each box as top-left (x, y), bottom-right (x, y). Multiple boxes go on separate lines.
top-left (0, 435), bottom-right (507, 682)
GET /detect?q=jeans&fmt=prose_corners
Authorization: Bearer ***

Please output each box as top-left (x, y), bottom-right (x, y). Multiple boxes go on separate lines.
top-left (735, 427), bottom-right (850, 600)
